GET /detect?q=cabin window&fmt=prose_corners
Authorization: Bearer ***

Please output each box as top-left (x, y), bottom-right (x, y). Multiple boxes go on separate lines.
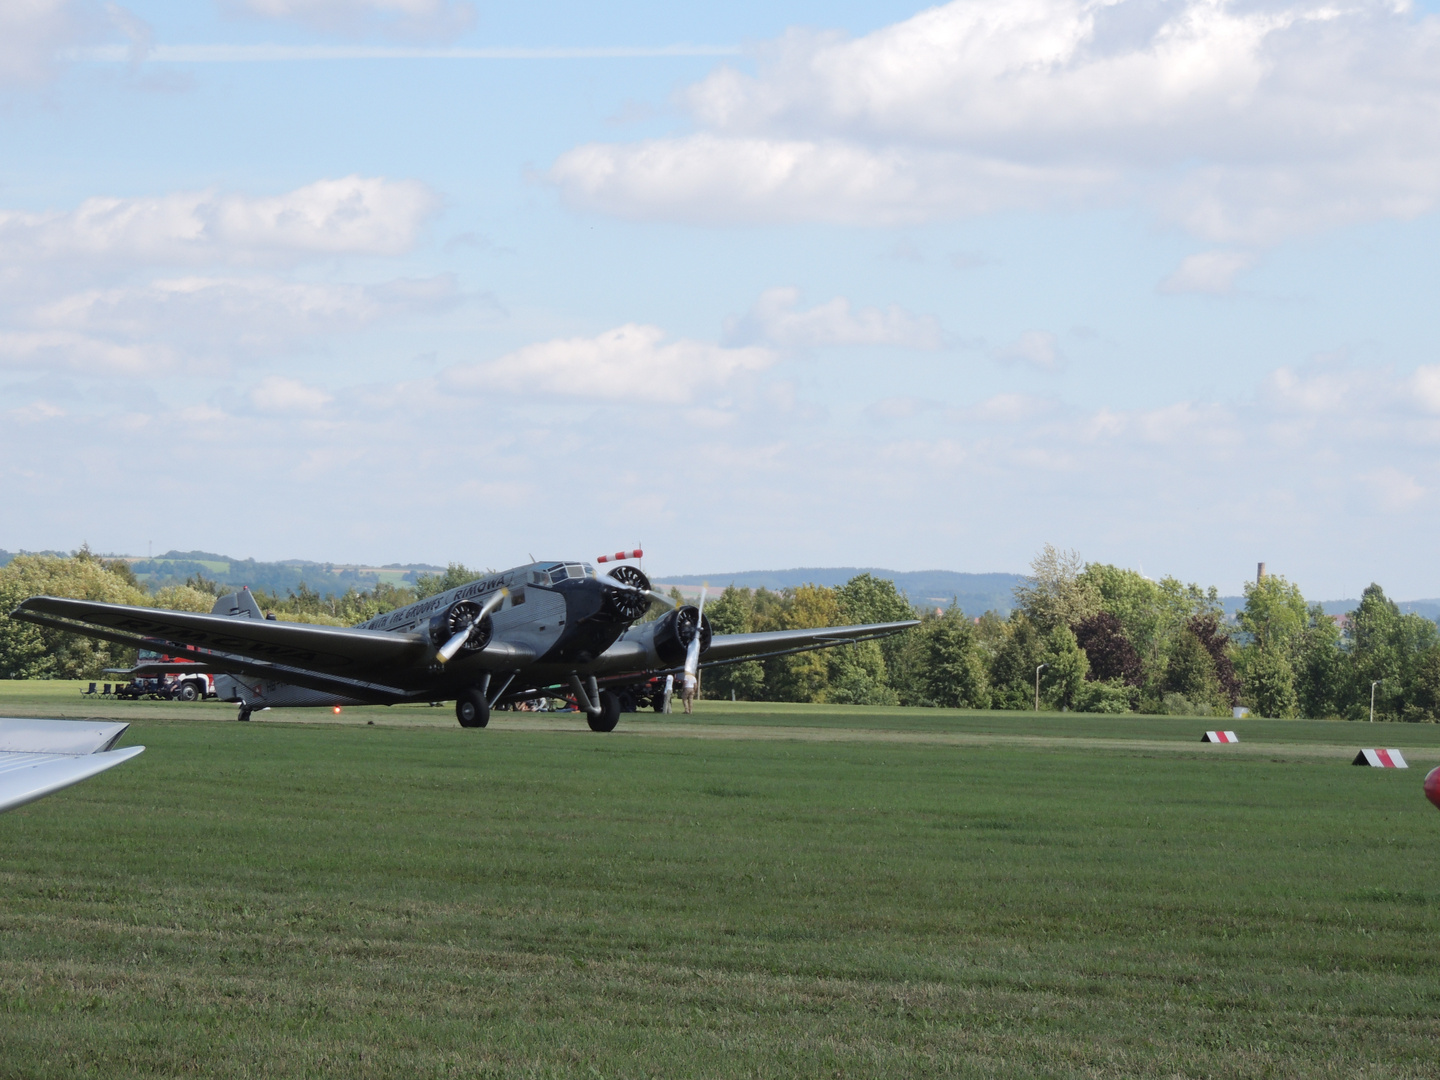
top-left (565, 564), bottom-right (584, 578)
top-left (549, 566), bottom-right (569, 581)
top-left (530, 571), bottom-right (548, 585)
top-left (511, 588), bottom-right (525, 606)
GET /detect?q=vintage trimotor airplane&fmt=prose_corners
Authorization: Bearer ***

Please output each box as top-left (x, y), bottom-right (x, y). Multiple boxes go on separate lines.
top-left (11, 552), bottom-right (917, 730)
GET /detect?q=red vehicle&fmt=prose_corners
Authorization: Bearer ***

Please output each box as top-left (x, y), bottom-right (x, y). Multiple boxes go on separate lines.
top-left (111, 650), bottom-right (215, 701)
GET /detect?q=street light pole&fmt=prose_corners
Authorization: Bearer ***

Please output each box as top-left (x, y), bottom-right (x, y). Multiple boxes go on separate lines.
top-left (1371, 680), bottom-right (1381, 723)
top-left (1035, 663), bottom-right (1048, 712)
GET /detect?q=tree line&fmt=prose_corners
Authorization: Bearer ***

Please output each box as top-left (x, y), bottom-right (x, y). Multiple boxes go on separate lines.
top-left (3, 547), bottom-right (1438, 720)
top-left (698, 545), bottom-right (1440, 720)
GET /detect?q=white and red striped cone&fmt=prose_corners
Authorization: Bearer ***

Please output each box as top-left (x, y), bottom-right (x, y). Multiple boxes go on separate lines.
top-left (1353, 749), bottom-right (1408, 768)
top-left (1202, 731), bottom-right (1239, 743)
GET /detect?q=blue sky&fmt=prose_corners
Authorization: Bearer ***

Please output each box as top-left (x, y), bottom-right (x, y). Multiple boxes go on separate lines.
top-left (4, 0), bottom-right (1440, 600)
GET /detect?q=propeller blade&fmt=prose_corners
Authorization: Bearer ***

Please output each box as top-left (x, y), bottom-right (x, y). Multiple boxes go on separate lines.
top-left (594, 570), bottom-right (675, 611)
top-left (436, 588), bottom-right (508, 664)
top-left (683, 585), bottom-right (708, 681)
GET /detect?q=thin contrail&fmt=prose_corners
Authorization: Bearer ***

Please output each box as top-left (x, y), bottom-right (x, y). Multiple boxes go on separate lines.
top-left (67, 44), bottom-right (742, 63)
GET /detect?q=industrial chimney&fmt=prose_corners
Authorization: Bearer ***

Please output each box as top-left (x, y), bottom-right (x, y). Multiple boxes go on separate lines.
top-left (1257, 562), bottom-right (1267, 584)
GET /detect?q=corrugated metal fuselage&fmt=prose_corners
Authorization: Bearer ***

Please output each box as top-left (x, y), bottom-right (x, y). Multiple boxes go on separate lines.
top-left (215, 561), bottom-right (639, 709)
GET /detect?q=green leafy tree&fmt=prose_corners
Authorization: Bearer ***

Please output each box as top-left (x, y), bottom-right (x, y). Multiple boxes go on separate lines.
top-left (826, 639), bottom-right (899, 705)
top-left (702, 586), bottom-right (765, 701)
top-left (1041, 624), bottom-right (1089, 710)
top-left (0, 554), bottom-right (149, 679)
top-left (988, 614), bottom-right (1045, 710)
top-left (758, 584), bottom-right (843, 703)
top-left (1014, 544), bottom-right (1101, 631)
top-left (913, 609), bottom-right (990, 709)
top-left (1243, 650), bottom-right (1298, 718)
top-left (1076, 678), bottom-right (1137, 713)
top-left (1405, 647), bottom-right (1440, 723)
top-left (1238, 575), bottom-right (1310, 656)
top-left (1162, 629), bottom-right (1224, 712)
top-left (1081, 563), bottom-right (1223, 706)
top-left (415, 563), bottom-right (486, 600)
top-left (1186, 614), bottom-right (1241, 706)
top-left (1081, 564), bottom-right (1165, 664)
top-left (989, 614), bottom-right (1088, 710)
top-left (1345, 584), bottom-right (1440, 721)
top-left (1294, 606), bottom-right (1346, 718)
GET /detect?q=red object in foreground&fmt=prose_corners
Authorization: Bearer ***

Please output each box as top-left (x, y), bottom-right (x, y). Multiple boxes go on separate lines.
top-left (1425, 767), bottom-right (1440, 810)
top-left (596, 549), bottom-right (643, 563)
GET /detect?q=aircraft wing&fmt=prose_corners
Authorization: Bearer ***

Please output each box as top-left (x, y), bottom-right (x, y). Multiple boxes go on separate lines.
top-left (11, 596), bottom-right (444, 704)
top-left (0, 719), bottom-right (144, 814)
top-left (12, 596), bottom-right (430, 675)
top-left (703, 620), bottom-right (919, 665)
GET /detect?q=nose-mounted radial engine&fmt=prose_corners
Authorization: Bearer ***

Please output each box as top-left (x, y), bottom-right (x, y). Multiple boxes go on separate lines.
top-left (599, 564), bottom-right (654, 622)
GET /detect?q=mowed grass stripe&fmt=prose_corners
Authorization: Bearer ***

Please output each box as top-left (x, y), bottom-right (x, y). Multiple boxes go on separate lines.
top-left (2, 713), bottom-right (1439, 1077)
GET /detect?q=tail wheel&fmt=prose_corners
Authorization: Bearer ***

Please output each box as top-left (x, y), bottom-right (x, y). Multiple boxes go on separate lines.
top-left (588, 690), bottom-right (621, 732)
top-left (456, 687), bottom-right (490, 728)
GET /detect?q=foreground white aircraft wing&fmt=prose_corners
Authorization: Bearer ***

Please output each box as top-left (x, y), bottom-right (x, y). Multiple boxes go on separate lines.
top-left (0, 719), bottom-right (144, 814)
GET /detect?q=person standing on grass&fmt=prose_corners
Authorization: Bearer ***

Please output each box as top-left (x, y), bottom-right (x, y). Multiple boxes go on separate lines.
top-left (681, 670), bottom-right (697, 715)
top-left (662, 673), bottom-right (674, 714)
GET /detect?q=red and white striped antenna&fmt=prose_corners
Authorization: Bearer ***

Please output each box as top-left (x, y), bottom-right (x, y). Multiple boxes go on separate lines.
top-left (596, 549), bottom-right (643, 564)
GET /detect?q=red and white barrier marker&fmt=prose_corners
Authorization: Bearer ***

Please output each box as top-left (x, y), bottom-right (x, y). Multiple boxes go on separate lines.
top-left (596, 549), bottom-right (643, 564)
top-left (1202, 731), bottom-right (1239, 743)
top-left (1353, 748), bottom-right (1408, 768)
top-left (1425, 767), bottom-right (1440, 810)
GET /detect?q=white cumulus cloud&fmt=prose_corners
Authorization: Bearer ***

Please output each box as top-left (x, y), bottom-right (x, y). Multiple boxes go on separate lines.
top-left (550, 0), bottom-right (1440, 243)
top-left (250, 375), bottom-right (334, 413)
top-left (0, 329), bottom-right (174, 375)
top-left (723, 286), bottom-right (943, 349)
top-left (0, 0), bottom-right (117, 87)
top-left (1160, 250), bottom-right (1257, 295)
top-left (996, 331), bottom-right (1062, 371)
top-left (28, 274), bottom-right (461, 342)
top-left (0, 176), bottom-right (438, 265)
top-left (442, 324), bottom-right (778, 405)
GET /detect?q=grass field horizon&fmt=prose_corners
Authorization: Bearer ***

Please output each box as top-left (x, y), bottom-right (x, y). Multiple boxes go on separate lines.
top-left (2, 681), bottom-right (1438, 1076)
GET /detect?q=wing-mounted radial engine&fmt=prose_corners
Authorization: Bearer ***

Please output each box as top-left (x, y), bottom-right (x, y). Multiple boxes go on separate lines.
top-left (430, 600), bottom-right (494, 654)
top-left (643, 604), bottom-right (712, 667)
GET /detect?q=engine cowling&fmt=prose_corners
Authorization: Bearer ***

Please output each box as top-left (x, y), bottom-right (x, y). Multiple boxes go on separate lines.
top-left (651, 605), bottom-right (712, 667)
top-left (428, 600), bottom-right (493, 653)
top-left (600, 564), bottom-right (654, 622)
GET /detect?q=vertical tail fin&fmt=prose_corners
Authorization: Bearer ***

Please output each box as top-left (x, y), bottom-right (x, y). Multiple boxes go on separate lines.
top-left (211, 586), bottom-right (264, 620)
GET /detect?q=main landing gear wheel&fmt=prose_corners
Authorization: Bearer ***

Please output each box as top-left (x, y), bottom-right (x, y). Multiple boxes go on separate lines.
top-left (456, 688), bottom-right (490, 728)
top-left (588, 689), bottom-right (621, 733)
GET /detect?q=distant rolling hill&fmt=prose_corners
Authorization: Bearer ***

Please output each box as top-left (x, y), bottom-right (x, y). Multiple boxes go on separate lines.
top-left (117, 550), bottom-right (445, 596)
top-left (658, 570), bottom-right (1440, 624)
top-left (654, 568), bottom-right (1025, 615)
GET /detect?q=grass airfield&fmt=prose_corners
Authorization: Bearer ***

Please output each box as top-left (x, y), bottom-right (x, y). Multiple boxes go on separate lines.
top-left (1, 682), bottom-right (1438, 1077)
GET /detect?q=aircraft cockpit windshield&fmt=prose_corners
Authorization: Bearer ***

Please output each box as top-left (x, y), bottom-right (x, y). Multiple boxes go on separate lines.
top-left (533, 563), bottom-right (594, 586)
